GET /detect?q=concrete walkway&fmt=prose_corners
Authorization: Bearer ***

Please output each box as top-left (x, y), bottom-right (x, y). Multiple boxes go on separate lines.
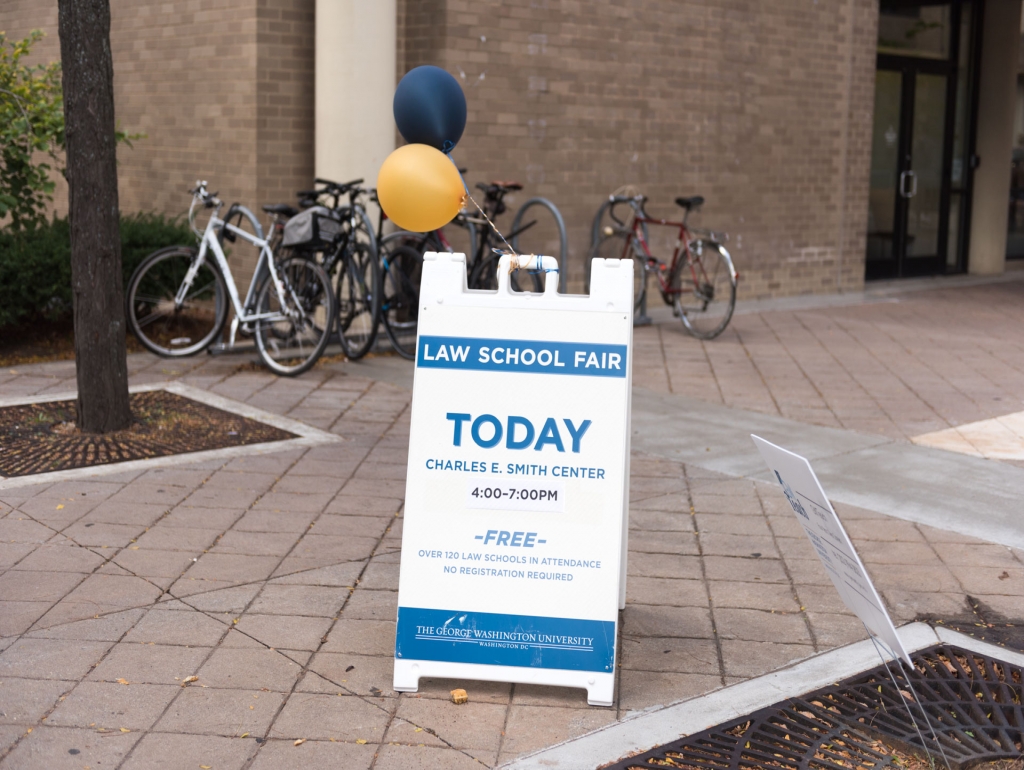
top-left (0, 276), bottom-right (1022, 769)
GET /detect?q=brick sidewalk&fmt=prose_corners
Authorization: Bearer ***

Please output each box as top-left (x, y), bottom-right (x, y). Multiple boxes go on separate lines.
top-left (1, 280), bottom-right (1022, 769)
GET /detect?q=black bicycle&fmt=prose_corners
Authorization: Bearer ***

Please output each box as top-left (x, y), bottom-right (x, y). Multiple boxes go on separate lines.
top-left (278, 178), bottom-right (382, 360)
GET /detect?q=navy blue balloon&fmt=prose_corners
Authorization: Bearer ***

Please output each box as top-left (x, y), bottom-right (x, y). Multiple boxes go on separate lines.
top-left (394, 66), bottom-right (467, 153)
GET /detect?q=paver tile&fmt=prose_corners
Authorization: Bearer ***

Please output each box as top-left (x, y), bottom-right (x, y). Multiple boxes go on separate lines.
top-left (154, 687), bottom-right (284, 736)
top-left (25, 609), bottom-right (145, 641)
top-left (270, 560), bottom-right (366, 587)
top-left (247, 739), bottom-right (374, 770)
top-left (211, 530), bottom-right (299, 557)
top-left (622, 604), bottom-right (714, 638)
top-left (248, 584), bottom-right (347, 616)
top-left (498, 704), bottom-right (617, 760)
top-left (620, 636), bottom-right (719, 674)
top-left (168, 583), bottom-right (262, 613)
top-left (121, 732), bottom-right (254, 770)
top-left (133, 525), bottom-right (221, 552)
top-left (626, 553), bottom-right (702, 579)
top-left (303, 652), bottom-right (399, 698)
top-left (374, 743), bottom-right (490, 770)
top-left (123, 608), bottom-right (228, 646)
top-left (233, 614), bottom-right (331, 651)
top-left (0, 639), bottom-right (111, 681)
top-left (269, 693), bottom-right (391, 742)
top-left (626, 577), bottom-right (707, 607)
top-left (87, 643), bottom-right (209, 685)
top-left (720, 640), bottom-right (815, 677)
top-left (6, 544), bottom-right (101, 573)
top-left (619, 671), bottom-right (722, 712)
top-left (0, 678), bottom-right (70, 724)
top-left (0, 725), bottom-right (139, 769)
top-left (714, 607), bottom-right (813, 644)
top-left (0, 601), bottom-right (52, 636)
top-left (47, 681), bottom-right (178, 730)
top-left (340, 589), bottom-right (397, 620)
top-left (319, 620), bottom-right (395, 656)
top-left (199, 647), bottom-right (307, 692)
top-left (392, 697), bottom-right (506, 750)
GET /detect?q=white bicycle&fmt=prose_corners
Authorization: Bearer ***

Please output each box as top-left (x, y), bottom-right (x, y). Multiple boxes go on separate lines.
top-left (126, 182), bottom-right (335, 376)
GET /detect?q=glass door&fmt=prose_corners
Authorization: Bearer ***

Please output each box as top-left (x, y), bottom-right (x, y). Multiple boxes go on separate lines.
top-left (867, 0), bottom-right (976, 279)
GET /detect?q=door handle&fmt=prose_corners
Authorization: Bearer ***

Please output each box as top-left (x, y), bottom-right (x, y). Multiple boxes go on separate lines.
top-left (899, 170), bottom-right (918, 198)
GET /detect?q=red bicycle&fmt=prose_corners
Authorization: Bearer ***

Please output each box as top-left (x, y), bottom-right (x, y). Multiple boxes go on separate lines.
top-left (589, 194), bottom-right (737, 340)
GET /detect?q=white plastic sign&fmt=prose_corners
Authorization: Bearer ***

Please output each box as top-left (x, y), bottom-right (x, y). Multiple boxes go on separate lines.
top-left (394, 253), bottom-right (634, 706)
top-left (751, 435), bottom-right (911, 664)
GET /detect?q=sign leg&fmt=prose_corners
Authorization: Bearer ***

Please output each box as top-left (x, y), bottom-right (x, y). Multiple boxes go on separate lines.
top-left (393, 659), bottom-right (421, 693)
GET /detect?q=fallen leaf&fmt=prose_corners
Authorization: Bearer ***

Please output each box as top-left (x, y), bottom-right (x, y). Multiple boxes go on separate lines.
top-left (356, 739), bottom-right (368, 744)
top-left (56, 505), bottom-right (63, 510)
top-left (201, 766), bottom-right (212, 769)
top-left (414, 727), bottom-right (423, 733)
top-left (119, 728), bottom-right (130, 733)
top-left (181, 675), bottom-right (198, 687)
top-left (232, 618), bottom-right (239, 625)
top-left (240, 733), bottom-right (249, 738)
top-left (116, 678), bottom-right (130, 686)
top-left (25, 728), bottom-right (31, 734)
top-left (294, 738), bottom-right (306, 746)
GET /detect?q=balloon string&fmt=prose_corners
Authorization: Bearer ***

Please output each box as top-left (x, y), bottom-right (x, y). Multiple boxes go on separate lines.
top-left (464, 191), bottom-right (518, 259)
top-left (445, 153), bottom-right (520, 260)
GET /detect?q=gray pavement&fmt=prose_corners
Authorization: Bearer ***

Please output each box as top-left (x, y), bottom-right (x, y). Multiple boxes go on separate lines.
top-left (1, 276), bottom-right (1023, 769)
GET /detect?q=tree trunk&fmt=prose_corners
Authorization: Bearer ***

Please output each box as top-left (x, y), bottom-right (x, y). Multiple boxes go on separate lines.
top-left (57, 0), bottom-right (132, 433)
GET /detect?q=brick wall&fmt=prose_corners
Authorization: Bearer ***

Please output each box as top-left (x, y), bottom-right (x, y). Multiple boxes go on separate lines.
top-left (5, 0), bottom-right (260, 222)
top-left (6, 0), bottom-right (880, 298)
top-left (404, 0), bottom-right (880, 298)
top-left (255, 0), bottom-right (315, 224)
top-left (4, 0), bottom-right (313, 284)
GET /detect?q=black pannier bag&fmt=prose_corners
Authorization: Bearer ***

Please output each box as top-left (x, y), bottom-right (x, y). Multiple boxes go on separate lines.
top-left (281, 206), bottom-right (342, 249)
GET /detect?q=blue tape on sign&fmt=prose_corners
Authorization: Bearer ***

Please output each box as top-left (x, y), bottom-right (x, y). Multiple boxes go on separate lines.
top-left (417, 336), bottom-right (627, 378)
top-left (396, 607), bottom-right (616, 672)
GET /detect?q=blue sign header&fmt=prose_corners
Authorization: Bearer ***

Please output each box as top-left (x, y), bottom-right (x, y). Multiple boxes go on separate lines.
top-left (396, 606), bottom-right (615, 672)
top-left (416, 336), bottom-right (627, 378)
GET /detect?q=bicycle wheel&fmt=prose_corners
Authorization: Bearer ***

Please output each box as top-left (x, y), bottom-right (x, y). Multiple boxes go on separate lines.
top-left (336, 241), bottom-right (381, 360)
top-left (440, 215), bottom-right (478, 260)
top-left (126, 246), bottom-right (228, 357)
top-left (626, 241), bottom-right (649, 319)
top-left (254, 256), bottom-right (335, 376)
top-left (510, 197), bottom-right (566, 292)
top-left (672, 240), bottom-right (737, 340)
top-left (380, 244), bottom-right (423, 360)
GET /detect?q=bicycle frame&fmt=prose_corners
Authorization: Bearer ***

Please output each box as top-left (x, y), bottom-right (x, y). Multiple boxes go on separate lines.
top-left (183, 199), bottom-right (295, 349)
top-left (622, 204), bottom-right (736, 299)
top-left (623, 212), bottom-right (692, 297)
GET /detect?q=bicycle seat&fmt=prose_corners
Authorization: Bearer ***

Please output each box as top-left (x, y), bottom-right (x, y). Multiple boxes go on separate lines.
top-left (675, 196), bottom-right (705, 210)
top-left (262, 204), bottom-right (299, 217)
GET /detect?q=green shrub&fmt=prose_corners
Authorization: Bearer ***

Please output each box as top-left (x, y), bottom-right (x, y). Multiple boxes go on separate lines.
top-left (0, 212), bottom-right (193, 328)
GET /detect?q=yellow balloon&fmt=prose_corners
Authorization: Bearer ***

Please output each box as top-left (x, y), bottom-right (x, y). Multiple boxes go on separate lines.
top-left (377, 144), bottom-right (465, 233)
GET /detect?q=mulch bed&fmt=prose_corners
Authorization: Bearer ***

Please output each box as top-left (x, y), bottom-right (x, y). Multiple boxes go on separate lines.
top-left (0, 389), bottom-right (296, 477)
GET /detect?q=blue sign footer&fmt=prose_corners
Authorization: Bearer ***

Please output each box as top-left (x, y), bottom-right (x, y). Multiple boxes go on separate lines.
top-left (396, 607), bottom-right (616, 673)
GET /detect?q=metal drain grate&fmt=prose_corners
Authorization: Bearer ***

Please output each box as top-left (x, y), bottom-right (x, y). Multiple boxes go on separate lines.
top-left (605, 643), bottom-right (1023, 770)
